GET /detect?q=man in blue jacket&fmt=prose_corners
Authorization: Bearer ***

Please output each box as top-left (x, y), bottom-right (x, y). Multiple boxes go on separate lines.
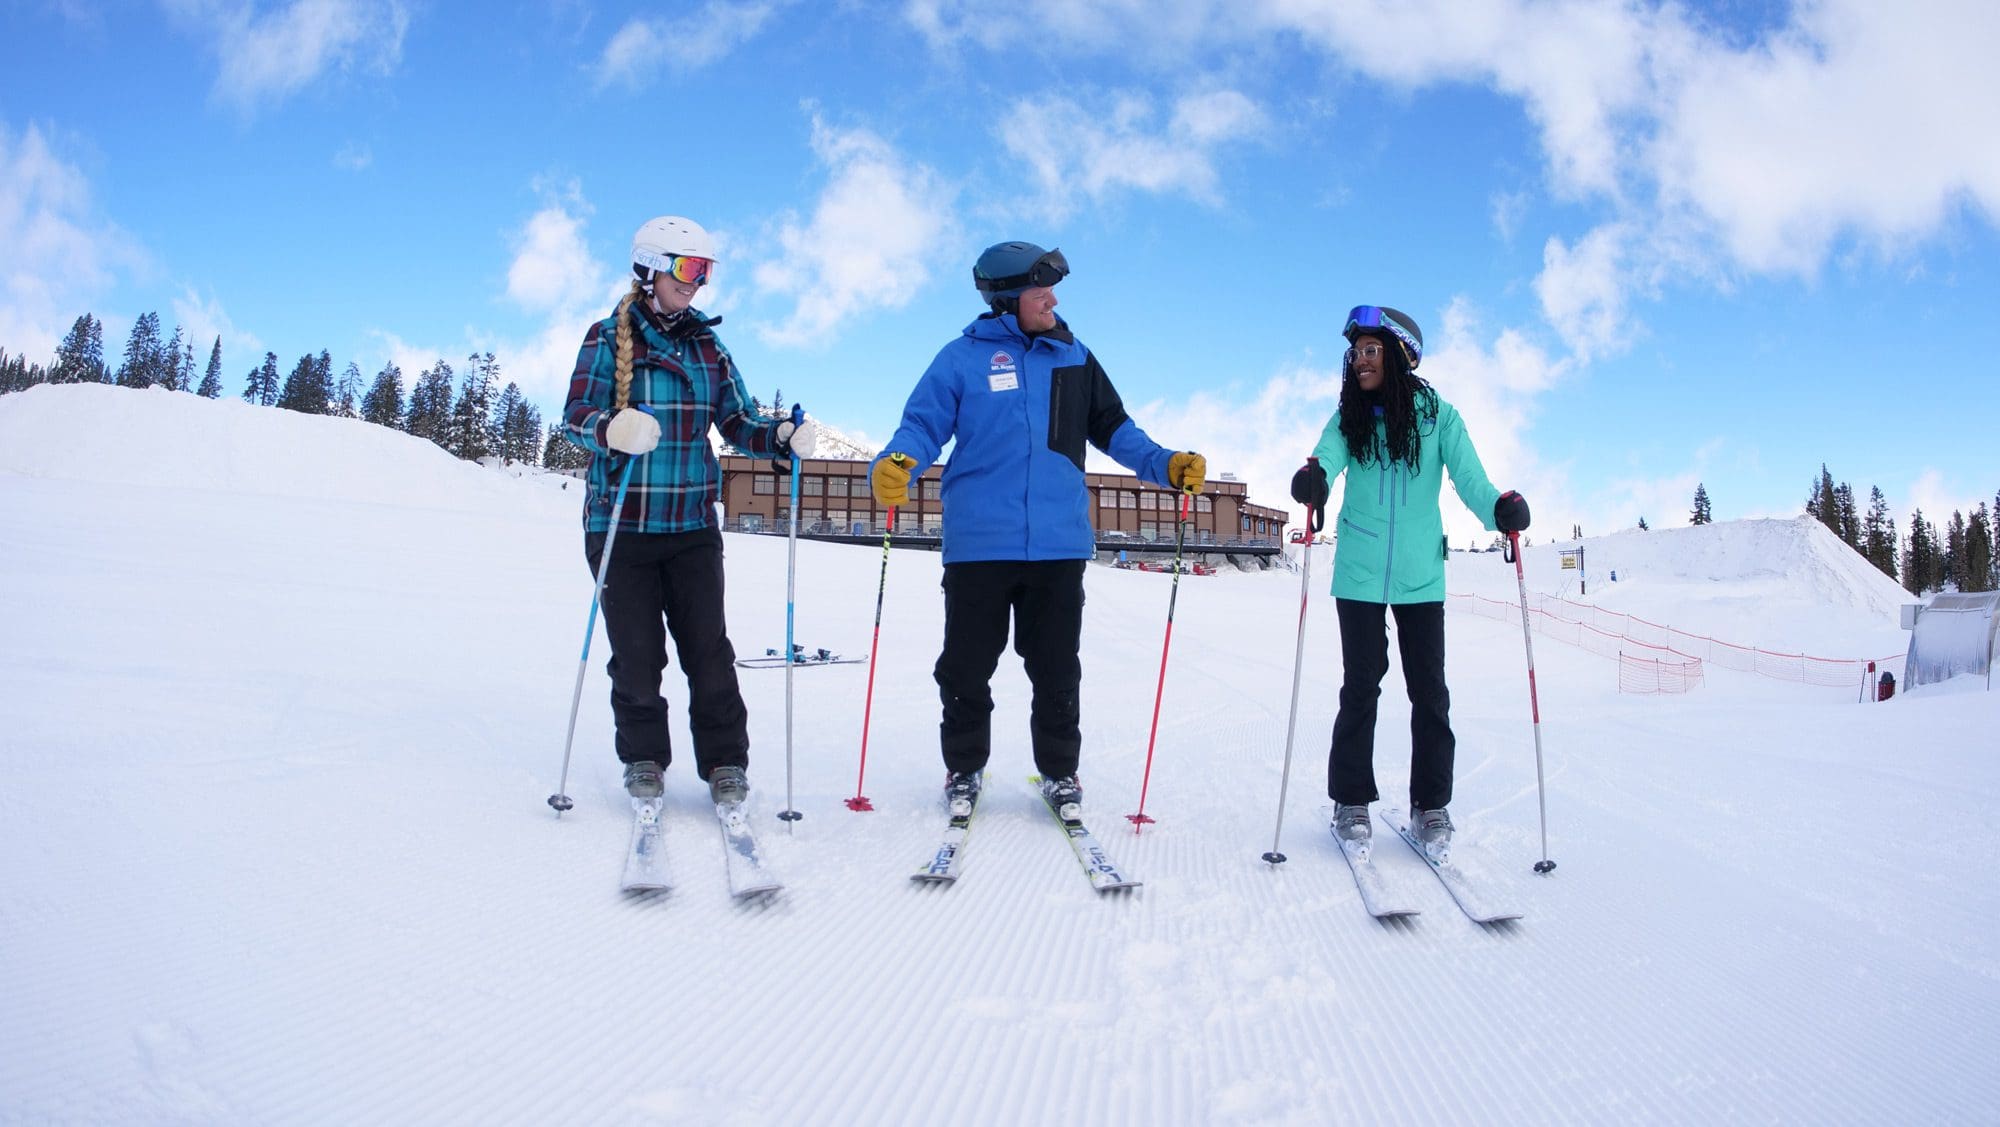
top-left (871, 241), bottom-right (1205, 821)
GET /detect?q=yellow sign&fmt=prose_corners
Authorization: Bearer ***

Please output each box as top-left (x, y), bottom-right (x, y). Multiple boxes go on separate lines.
top-left (1560, 555), bottom-right (1578, 569)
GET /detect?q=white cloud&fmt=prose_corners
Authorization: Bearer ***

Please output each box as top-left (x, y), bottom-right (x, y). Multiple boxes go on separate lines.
top-left (752, 115), bottom-right (957, 348)
top-left (0, 121), bottom-right (126, 364)
top-left (332, 142), bottom-right (371, 170)
top-left (595, 0), bottom-right (788, 89)
top-left (1534, 223), bottom-right (1636, 362)
top-left (165, 0), bottom-right (410, 113)
top-left (1000, 89), bottom-right (1266, 218)
top-left (169, 286), bottom-right (263, 378)
top-left (490, 185), bottom-right (620, 404)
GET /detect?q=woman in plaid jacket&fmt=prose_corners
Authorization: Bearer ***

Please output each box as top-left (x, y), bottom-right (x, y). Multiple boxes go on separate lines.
top-left (563, 215), bottom-right (815, 807)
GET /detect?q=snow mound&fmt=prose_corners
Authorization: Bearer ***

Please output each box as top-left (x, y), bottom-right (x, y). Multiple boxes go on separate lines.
top-left (0, 383), bottom-right (574, 518)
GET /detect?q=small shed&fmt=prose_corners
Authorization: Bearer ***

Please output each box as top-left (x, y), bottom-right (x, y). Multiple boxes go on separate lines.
top-left (1906, 591), bottom-right (2000, 690)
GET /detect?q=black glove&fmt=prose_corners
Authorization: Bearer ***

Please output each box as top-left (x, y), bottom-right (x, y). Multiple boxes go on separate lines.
top-left (1495, 490), bottom-right (1531, 533)
top-left (1290, 461), bottom-right (1330, 508)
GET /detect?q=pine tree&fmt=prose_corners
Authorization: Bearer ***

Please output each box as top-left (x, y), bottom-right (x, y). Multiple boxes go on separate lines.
top-left (52, 314), bottom-right (106, 384)
top-left (116, 312), bottom-right (164, 388)
top-left (276, 351), bottom-right (331, 414)
top-left (1902, 509), bottom-right (1931, 596)
top-left (361, 362), bottom-right (405, 427)
top-left (1638, 516), bottom-right (1650, 531)
top-left (197, 337), bottom-right (224, 398)
top-left (1944, 511), bottom-right (1968, 592)
top-left (406, 360), bottom-right (455, 446)
top-left (1571, 523), bottom-right (1582, 540)
top-left (335, 361), bottom-right (363, 417)
top-left (242, 352), bottom-right (281, 405)
top-left (1965, 504), bottom-right (1993, 594)
top-left (491, 381), bottom-right (543, 465)
top-left (1832, 483), bottom-right (1860, 549)
top-left (1862, 486), bottom-right (1898, 581)
top-left (447, 352), bottom-right (498, 461)
top-left (157, 324), bottom-right (185, 390)
top-left (1690, 483), bottom-right (1712, 525)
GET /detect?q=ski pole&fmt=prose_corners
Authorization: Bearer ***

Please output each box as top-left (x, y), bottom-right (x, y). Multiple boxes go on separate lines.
top-left (1263, 472), bottom-right (1326, 864)
top-left (1128, 488), bottom-right (1194, 832)
top-left (549, 411), bottom-right (649, 815)
top-left (778, 404), bottom-right (806, 827)
top-left (1506, 530), bottom-right (1557, 874)
top-left (847, 491), bottom-right (902, 812)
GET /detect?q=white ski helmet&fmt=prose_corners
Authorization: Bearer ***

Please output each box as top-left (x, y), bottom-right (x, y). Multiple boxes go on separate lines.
top-left (630, 215), bottom-right (717, 286)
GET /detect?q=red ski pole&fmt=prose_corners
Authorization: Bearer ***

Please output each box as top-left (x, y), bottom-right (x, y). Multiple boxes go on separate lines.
top-left (847, 502), bottom-right (898, 812)
top-left (1506, 530), bottom-right (1557, 874)
top-left (1128, 489), bottom-right (1193, 832)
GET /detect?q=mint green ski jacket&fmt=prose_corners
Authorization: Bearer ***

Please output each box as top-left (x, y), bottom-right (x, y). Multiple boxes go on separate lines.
top-left (1309, 392), bottom-right (1502, 604)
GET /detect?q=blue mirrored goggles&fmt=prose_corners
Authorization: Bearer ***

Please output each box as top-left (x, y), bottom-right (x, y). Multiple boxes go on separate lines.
top-left (1342, 305), bottom-right (1421, 367)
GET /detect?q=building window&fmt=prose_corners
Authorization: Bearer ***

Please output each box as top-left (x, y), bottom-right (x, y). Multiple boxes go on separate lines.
top-left (1196, 495), bottom-right (1212, 513)
top-left (803, 475), bottom-right (824, 497)
top-left (1139, 492), bottom-right (1158, 511)
top-left (827, 475), bottom-right (850, 498)
top-left (1242, 515), bottom-right (1252, 532)
top-left (1197, 528), bottom-right (1214, 544)
top-left (1140, 522), bottom-right (1158, 540)
top-left (1121, 491), bottom-right (1137, 509)
top-left (754, 474), bottom-right (775, 495)
top-left (740, 513), bottom-right (764, 533)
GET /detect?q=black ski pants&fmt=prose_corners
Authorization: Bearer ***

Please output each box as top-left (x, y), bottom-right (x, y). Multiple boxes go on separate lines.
top-left (1328, 598), bottom-right (1455, 811)
top-left (584, 527), bottom-right (748, 781)
top-left (934, 560), bottom-right (1086, 781)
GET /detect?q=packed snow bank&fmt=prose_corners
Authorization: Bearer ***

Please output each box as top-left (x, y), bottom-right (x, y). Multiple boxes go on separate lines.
top-left (1447, 517), bottom-right (1910, 660)
top-left (0, 383), bottom-right (576, 519)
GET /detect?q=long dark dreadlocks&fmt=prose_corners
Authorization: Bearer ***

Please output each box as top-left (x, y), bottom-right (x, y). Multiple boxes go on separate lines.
top-left (1335, 337), bottom-right (1438, 472)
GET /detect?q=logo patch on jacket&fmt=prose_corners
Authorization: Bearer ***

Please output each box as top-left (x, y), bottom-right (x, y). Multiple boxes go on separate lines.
top-left (988, 350), bottom-right (1018, 392)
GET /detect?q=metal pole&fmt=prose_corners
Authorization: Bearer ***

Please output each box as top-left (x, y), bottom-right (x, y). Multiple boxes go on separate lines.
top-left (1128, 489), bottom-right (1193, 831)
top-left (1263, 475), bottom-right (1325, 864)
top-left (778, 404), bottom-right (805, 826)
top-left (548, 454), bottom-right (639, 815)
top-left (847, 500), bottom-right (899, 812)
top-left (1508, 530), bottom-right (1557, 874)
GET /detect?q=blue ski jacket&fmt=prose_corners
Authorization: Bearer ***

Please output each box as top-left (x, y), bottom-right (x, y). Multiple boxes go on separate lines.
top-left (874, 313), bottom-right (1175, 564)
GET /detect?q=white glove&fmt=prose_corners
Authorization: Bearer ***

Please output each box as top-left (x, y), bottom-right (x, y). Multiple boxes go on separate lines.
top-left (605, 407), bottom-right (660, 455)
top-left (775, 418), bottom-right (817, 460)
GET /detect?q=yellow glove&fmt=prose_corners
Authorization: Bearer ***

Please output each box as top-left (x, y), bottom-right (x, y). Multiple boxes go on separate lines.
top-left (872, 452), bottom-right (913, 506)
top-left (1168, 451), bottom-right (1206, 493)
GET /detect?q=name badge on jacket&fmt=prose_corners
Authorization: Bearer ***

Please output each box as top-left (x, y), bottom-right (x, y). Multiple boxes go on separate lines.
top-left (987, 350), bottom-right (1018, 392)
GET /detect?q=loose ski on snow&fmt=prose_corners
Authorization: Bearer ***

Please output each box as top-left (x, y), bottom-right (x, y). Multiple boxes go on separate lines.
top-left (1030, 776), bottom-right (1141, 892)
top-left (620, 797), bottom-right (671, 893)
top-left (1379, 806), bottom-right (1521, 924)
top-left (716, 802), bottom-right (783, 898)
top-left (1319, 806), bottom-right (1420, 919)
top-left (911, 792), bottom-right (979, 883)
top-left (735, 645), bottom-right (864, 669)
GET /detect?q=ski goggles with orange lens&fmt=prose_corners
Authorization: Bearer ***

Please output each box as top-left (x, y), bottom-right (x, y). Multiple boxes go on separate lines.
top-left (634, 251), bottom-right (714, 287)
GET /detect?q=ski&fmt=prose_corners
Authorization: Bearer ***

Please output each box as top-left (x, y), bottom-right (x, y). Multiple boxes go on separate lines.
top-left (1380, 806), bottom-right (1521, 924)
top-left (1320, 806), bottom-right (1420, 919)
top-left (620, 797), bottom-right (671, 893)
top-left (735, 645), bottom-right (865, 669)
top-left (911, 792), bottom-right (979, 883)
top-left (1030, 776), bottom-right (1141, 892)
top-left (716, 801), bottom-right (783, 898)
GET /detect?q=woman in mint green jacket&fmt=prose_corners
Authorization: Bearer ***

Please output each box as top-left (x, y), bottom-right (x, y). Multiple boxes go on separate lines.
top-left (1290, 305), bottom-right (1531, 857)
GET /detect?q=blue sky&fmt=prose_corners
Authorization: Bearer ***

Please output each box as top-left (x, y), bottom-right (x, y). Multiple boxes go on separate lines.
top-left (5, 0), bottom-right (1997, 548)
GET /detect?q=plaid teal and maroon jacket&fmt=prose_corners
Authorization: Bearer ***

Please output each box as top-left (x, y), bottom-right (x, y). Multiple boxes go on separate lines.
top-left (563, 302), bottom-right (781, 534)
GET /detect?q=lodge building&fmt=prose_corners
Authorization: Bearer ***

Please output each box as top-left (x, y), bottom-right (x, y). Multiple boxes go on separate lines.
top-left (716, 455), bottom-right (1290, 555)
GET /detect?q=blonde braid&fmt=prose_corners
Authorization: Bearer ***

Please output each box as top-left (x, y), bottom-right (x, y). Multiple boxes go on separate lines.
top-left (611, 280), bottom-right (646, 411)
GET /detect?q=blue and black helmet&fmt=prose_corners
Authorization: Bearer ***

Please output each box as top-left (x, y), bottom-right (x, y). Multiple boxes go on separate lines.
top-left (1343, 305), bottom-right (1423, 370)
top-left (973, 241), bottom-right (1070, 310)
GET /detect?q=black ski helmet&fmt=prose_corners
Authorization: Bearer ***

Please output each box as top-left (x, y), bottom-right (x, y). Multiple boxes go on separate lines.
top-left (973, 241), bottom-right (1070, 310)
top-left (1343, 305), bottom-right (1423, 370)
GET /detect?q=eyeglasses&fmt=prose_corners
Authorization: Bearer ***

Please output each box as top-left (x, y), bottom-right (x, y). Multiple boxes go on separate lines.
top-left (634, 251), bottom-right (714, 287)
top-left (1349, 343), bottom-right (1385, 360)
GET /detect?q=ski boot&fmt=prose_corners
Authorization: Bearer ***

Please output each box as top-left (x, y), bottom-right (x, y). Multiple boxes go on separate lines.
top-left (1039, 774), bottom-right (1083, 822)
top-left (623, 760), bottom-right (665, 800)
top-left (945, 770), bottom-right (982, 817)
top-left (709, 766), bottom-right (749, 806)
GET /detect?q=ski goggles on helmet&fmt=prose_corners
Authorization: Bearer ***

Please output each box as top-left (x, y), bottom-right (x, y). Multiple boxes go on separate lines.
top-left (633, 250), bottom-right (714, 287)
top-left (980, 248), bottom-right (1070, 294)
top-left (1343, 304), bottom-right (1421, 369)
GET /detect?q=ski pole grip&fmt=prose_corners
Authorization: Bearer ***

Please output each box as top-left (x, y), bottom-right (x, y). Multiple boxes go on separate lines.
top-left (1306, 456), bottom-right (1326, 533)
top-left (1504, 529), bottom-right (1519, 564)
top-left (790, 403), bottom-right (804, 426)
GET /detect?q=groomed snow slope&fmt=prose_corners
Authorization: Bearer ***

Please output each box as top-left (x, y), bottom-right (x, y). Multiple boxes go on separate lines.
top-left (2, 385), bottom-right (1995, 1125)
